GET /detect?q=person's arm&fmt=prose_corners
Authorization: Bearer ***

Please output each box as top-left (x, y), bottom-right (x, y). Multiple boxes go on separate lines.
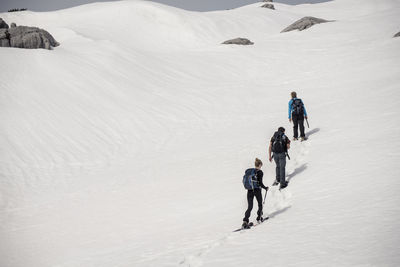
top-left (268, 141), bottom-right (273, 162)
top-left (286, 138), bottom-right (291, 150)
top-left (257, 171), bottom-right (269, 190)
top-left (302, 100), bottom-right (308, 118)
top-left (288, 99), bottom-right (293, 121)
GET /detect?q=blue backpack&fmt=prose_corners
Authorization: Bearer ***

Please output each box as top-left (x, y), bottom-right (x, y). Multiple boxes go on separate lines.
top-left (243, 168), bottom-right (260, 190)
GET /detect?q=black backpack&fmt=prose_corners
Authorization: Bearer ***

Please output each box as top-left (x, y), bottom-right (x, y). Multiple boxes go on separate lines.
top-left (272, 131), bottom-right (287, 153)
top-left (292, 98), bottom-right (304, 116)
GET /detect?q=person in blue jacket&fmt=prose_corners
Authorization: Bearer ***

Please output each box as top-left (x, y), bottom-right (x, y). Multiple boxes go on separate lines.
top-left (288, 91), bottom-right (308, 141)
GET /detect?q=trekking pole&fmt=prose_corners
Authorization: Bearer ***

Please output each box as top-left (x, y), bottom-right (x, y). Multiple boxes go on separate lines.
top-left (306, 118), bottom-right (310, 128)
top-left (286, 152), bottom-right (291, 160)
top-left (263, 188), bottom-right (268, 205)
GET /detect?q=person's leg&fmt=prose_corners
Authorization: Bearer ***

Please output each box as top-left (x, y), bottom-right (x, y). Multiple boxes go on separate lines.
top-left (279, 153), bottom-right (287, 186)
top-left (243, 190), bottom-right (255, 222)
top-left (299, 117), bottom-right (305, 138)
top-left (293, 115), bottom-right (299, 139)
top-left (255, 189), bottom-right (263, 220)
top-left (274, 155), bottom-right (280, 183)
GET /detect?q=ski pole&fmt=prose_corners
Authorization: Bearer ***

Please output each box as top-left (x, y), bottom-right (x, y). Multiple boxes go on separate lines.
top-left (306, 118), bottom-right (310, 128)
top-left (263, 188), bottom-right (268, 205)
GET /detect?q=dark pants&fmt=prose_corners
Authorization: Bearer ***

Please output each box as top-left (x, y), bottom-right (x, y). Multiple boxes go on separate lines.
top-left (292, 114), bottom-right (305, 138)
top-left (243, 188), bottom-right (263, 222)
top-left (274, 152), bottom-right (286, 185)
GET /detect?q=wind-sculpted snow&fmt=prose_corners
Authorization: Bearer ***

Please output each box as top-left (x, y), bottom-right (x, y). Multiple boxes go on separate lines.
top-left (1, 0), bottom-right (400, 266)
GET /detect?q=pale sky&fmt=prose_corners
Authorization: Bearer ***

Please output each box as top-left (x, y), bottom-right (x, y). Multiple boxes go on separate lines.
top-left (0, 0), bottom-right (331, 13)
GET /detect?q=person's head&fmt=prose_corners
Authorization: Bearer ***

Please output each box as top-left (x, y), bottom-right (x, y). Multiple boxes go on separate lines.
top-left (278, 127), bottom-right (285, 133)
top-left (291, 91), bottom-right (297, 99)
top-left (255, 158), bottom-right (263, 169)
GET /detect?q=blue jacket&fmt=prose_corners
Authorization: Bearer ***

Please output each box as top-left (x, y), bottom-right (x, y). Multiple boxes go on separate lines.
top-left (288, 98), bottom-right (307, 119)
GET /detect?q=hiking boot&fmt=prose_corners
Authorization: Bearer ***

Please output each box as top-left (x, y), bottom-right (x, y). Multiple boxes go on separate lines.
top-left (272, 180), bottom-right (279, 186)
top-left (293, 137), bottom-right (298, 141)
top-left (280, 182), bottom-right (288, 190)
top-left (301, 137), bottom-right (306, 141)
top-left (242, 221), bottom-right (250, 229)
top-left (257, 217), bottom-right (264, 223)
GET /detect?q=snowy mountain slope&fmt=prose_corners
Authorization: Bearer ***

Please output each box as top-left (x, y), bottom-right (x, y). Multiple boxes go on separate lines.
top-left (1, 0), bottom-right (400, 266)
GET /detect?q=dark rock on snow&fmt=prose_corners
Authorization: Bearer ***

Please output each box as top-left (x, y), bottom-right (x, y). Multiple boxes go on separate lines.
top-left (263, 0), bottom-right (273, 2)
top-left (394, 32), bottom-right (400, 38)
top-left (0, 29), bottom-right (10, 47)
top-left (261, 4), bottom-right (275, 9)
top-left (0, 18), bottom-right (9, 29)
top-left (222, 38), bottom-right (254, 45)
top-left (0, 18), bottom-right (59, 49)
top-left (8, 26), bottom-right (59, 49)
top-left (281, 16), bottom-right (331, 33)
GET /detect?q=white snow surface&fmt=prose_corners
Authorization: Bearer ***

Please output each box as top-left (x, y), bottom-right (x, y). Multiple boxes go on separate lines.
top-left (1, 0), bottom-right (400, 266)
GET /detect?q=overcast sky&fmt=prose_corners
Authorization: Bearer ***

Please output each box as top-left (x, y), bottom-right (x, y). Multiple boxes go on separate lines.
top-left (0, 0), bottom-right (331, 13)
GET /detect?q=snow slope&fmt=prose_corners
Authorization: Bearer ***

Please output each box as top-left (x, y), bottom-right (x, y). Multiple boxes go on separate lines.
top-left (1, 0), bottom-right (400, 266)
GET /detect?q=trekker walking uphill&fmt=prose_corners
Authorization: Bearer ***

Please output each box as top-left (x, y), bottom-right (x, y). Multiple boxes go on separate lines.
top-left (288, 91), bottom-right (308, 141)
top-left (269, 127), bottom-right (290, 189)
top-left (242, 158), bottom-right (269, 229)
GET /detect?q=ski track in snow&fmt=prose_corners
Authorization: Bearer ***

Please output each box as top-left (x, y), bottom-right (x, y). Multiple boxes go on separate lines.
top-left (179, 133), bottom-right (315, 267)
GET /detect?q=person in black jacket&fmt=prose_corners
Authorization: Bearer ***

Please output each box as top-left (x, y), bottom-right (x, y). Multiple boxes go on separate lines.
top-left (269, 127), bottom-right (290, 189)
top-left (242, 158), bottom-right (269, 229)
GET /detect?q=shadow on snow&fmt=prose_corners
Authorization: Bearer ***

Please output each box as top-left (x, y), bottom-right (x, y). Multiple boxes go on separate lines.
top-left (287, 163), bottom-right (307, 182)
top-left (306, 127), bottom-right (320, 138)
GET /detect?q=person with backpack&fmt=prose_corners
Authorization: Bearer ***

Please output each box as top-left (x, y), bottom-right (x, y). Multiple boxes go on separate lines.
top-left (288, 91), bottom-right (308, 141)
top-left (242, 158), bottom-right (269, 229)
top-left (268, 127), bottom-right (290, 189)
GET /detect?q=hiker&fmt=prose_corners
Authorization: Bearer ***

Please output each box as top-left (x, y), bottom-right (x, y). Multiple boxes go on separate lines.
top-left (268, 127), bottom-right (290, 189)
top-left (242, 158), bottom-right (269, 229)
top-left (288, 91), bottom-right (308, 141)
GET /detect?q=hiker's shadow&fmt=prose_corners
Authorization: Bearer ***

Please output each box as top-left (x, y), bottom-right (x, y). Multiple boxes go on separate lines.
top-left (287, 163), bottom-right (307, 182)
top-left (306, 128), bottom-right (320, 138)
top-left (268, 206), bottom-right (291, 218)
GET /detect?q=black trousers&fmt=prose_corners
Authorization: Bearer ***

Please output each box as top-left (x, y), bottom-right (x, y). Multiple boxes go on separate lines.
top-left (243, 188), bottom-right (263, 222)
top-left (292, 114), bottom-right (305, 138)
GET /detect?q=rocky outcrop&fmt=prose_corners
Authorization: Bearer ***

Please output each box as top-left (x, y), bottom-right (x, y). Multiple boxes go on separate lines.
top-left (263, 0), bottom-right (273, 2)
top-left (281, 16), bottom-right (331, 33)
top-left (261, 4), bottom-right (275, 9)
top-left (0, 18), bottom-right (59, 49)
top-left (0, 29), bottom-right (10, 47)
top-left (222, 38), bottom-right (254, 45)
top-left (0, 18), bottom-right (9, 29)
top-left (394, 32), bottom-right (400, 38)
top-left (8, 26), bottom-right (59, 49)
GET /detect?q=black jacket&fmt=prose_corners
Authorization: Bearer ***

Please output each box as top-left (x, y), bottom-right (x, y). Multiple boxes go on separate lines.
top-left (254, 169), bottom-right (268, 190)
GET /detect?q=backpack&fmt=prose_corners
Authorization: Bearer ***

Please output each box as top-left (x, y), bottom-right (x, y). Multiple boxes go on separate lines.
top-left (272, 131), bottom-right (287, 153)
top-left (242, 168), bottom-right (260, 190)
top-left (292, 98), bottom-right (304, 116)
